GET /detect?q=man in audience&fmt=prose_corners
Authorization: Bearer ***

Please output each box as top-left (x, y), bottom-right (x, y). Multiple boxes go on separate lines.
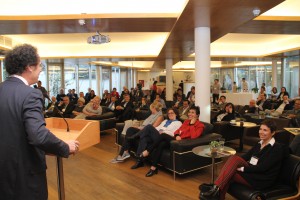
top-left (68, 89), bottom-right (78, 104)
top-left (85, 87), bottom-right (91, 101)
top-left (55, 96), bottom-right (75, 118)
top-left (240, 99), bottom-right (257, 115)
top-left (173, 95), bottom-right (183, 109)
top-left (56, 88), bottom-right (66, 103)
top-left (282, 99), bottom-right (300, 127)
top-left (115, 94), bottom-right (134, 122)
top-left (265, 94), bottom-right (292, 117)
top-left (256, 93), bottom-right (271, 111)
top-left (217, 95), bottom-right (227, 110)
top-left (107, 96), bottom-right (118, 111)
top-left (187, 86), bottom-right (195, 105)
top-left (155, 94), bottom-right (166, 109)
top-left (178, 99), bottom-right (190, 121)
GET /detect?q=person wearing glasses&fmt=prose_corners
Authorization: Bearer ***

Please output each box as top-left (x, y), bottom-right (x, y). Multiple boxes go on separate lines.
top-left (130, 108), bottom-right (182, 170)
top-left (139, 106), bottom-right (204, 177)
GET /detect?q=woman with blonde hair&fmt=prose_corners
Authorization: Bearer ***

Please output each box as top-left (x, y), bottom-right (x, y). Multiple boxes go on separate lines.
top-left (75, 96), bottom-right (102, 119)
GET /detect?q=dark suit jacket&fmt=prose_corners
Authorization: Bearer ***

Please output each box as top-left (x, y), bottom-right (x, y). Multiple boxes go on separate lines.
top-left (0, 77), bottom-right (69, 199)
top-left (257, 99), bottom-right (272, 111)
top-left (57, 102), bottom-right (75, 118)
top-left (115, 101), bottom-right (134, 122)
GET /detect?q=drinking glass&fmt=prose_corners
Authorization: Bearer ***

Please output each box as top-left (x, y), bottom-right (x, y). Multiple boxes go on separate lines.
top-left (219, 138), bottom-right (225, 152)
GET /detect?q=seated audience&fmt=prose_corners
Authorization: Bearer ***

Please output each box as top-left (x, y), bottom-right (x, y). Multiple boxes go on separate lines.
top-left (141, 106), bottom-right (204, 177)
top-left (115, 93), bottom-right (134, 122)
top-left (155, 94), bottom-right (166, 109)
top-left (256, 93), bottom-right (271, 111)
top-left (270, 87), bottom-right (278, 101)
top-left (101, 93), bottom-right (111, 106)
top-left (45, 96), bottom-right (58, 117)
top-left (135, 97), bottom-right (149, 111)
top-left (54, 96), bottom-right (75, 118)
top-left (111, 87), bottom-right (120, 99)
top-left (172, 95), bottom-right (183, 109)
top-left (217, 95), bottom-right (227, 110)
top-left (68, 89), bottom-right (78, 103)
top-left (75, 96), bottom-right (102, 119)
top-left (107, 96), bottom-right (118, 111)
top-left (277, 87), bottom-right (289, 101)
top-left (85, 89), bottom-right (96, 104)
top-left (265, 94), bottom-right (292, 117)
top-left (282, 99), bottom-right (300, 127)
top-left (200, 120), bottom-right (287, 200)
top-left (178, 99), bottom-right (190, 121)
top-left (110, 101), bottom-right (164, 163)
top-left (187, 86), bottom-right (195, 105)
top-left (72, 97), bottom-right (86, 118)
top-left (240, 99), bottom-right (257, 115)
top-left (212, 103), bottom-right (235, 123)
top-left (130, 108), bottom-right (182, 169)
top-left (56, 88), bottom-right (66, 103)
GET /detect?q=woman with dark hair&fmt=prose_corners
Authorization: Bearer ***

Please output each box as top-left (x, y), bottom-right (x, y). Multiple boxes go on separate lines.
top-left (212, 102), bottom-right (235, 123)
top-left (130, 108), bottom-right (182, 169)
top-left (85, 89), bottom-right (96, 104)
top-left (200, 119), bottom-right (287, 200)
top-left (270, 87), bottom-right (278, 101)
top-left (277, 87), bottom-right (289, 101)
top-left (140, 106), bottom-right (205, 177)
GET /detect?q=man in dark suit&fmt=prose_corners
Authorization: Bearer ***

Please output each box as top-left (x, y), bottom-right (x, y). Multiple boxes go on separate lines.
top-left (115, 93), bottom-right (134, 122)
top-left (0, 44), bottom-right (79, 200)
top-left (256, 93), bottom-right (271, 111)
top-left (55, 96), bottom-right (75, 118)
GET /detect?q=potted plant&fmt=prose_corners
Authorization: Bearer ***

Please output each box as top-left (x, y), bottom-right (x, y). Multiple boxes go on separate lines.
top-left (251, 87), bottom-right (259, 93)
top-left (209, 141), bottom-right (220, 154)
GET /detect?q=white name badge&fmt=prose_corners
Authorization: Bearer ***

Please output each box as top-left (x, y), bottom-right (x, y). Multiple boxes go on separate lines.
top-left (249, 156), bottom-right (258, 165)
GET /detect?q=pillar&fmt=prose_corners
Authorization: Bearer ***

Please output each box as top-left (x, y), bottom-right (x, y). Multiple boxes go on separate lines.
top-left (166, 59), bottom-right (173, 101)
top-left (195, 27), bottom-right (211, 123)
top-left (272, 60), bottom-right (277, 87)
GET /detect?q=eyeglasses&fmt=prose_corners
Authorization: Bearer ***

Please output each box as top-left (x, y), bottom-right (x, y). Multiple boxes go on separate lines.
top-left (168, 112), bottom-right (175, 115)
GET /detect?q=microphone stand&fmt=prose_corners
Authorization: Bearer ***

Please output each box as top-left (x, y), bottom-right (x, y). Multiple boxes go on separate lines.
top-left (49, 100), bottom-right (70, 132)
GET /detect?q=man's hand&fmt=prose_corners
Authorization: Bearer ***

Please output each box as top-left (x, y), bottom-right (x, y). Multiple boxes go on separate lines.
top-left (66, 140), bottom-right (80, 154)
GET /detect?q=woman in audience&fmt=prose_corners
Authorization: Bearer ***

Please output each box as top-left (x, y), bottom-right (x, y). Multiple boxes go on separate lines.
top-left (212, 102), bottom-right (235, 123)
top-left (72, 97), bottom-right (85, 118)
top-left (200, 119), bottom-right (287, 200)
top-left (277, 87), bottom-right (289, 101)
top-left (75, 96), bottom-right (102, 119)
top-left (85, 89), bottom-right (96, 104)
top-left (141, 106), bottom-right (204, 177)
top-left (110, 101), bottom-right (164, 163)
top-left (130, 108), bottom-right (182, 169)
top-left (270, 87), bottom-right (278, 101)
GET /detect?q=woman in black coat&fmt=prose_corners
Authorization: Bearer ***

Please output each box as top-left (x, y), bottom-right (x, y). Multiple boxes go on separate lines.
top-left (212, 102), bottom-right (235, 123)
top-left (277, 87), bottom-right (289, 101)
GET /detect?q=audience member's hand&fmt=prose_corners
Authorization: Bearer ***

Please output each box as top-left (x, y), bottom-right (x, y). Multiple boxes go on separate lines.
top-left (67, 140), bottom-right (80, 154)
top-left (175, 135), bottom-right (181, 141)
top-left (288, 114), bottom-right (296, 118)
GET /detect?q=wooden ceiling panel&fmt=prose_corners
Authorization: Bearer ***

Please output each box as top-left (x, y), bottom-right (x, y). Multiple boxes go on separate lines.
top-left (233, 20), bottom-right (300, 35)
top-left (0, 18), bottom-right (176, 34)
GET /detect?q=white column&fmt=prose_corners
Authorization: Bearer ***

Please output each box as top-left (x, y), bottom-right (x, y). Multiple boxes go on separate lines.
top-left (272, 60), bottom-right (277, 87)
top-left (166, 59), bottom-right (173, 101)
top-left (195, 27), bottom-right (211, 123)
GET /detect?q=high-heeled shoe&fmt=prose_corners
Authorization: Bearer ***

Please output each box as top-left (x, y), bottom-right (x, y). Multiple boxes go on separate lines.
top-left (130, 156), bottom-right (144, 169)
top-left (200, 184), bottom-right (220, 200)
top-left (145, 168), bottom-right (158, 177)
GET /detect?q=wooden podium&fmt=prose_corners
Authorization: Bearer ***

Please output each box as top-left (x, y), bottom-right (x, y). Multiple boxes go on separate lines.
top-left (46, 118), bottom-right (100, 200)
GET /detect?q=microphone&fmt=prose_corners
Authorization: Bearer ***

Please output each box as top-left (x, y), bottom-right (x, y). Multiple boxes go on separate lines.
top-left (48, 99), bottom-right (70, 132)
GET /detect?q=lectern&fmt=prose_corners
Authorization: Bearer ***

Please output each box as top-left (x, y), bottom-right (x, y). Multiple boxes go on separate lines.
top-left (46, 118), bottom-right (100, 200)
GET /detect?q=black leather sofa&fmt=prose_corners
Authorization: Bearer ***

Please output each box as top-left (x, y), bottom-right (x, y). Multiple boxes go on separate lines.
top-left (116, 118), bottom-right (222, 179)
top-left (228, 154), bottom-right (300, 200)
top-left (86, 106), bottom-right (116, 134)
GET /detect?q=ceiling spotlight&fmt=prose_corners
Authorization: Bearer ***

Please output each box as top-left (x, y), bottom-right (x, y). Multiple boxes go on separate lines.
top-left (78, 19), bottom-right (85, 26)
top-left (87, 31), bottom-right (111, 44)
top-left (252, 7), bottom-right (261, 17)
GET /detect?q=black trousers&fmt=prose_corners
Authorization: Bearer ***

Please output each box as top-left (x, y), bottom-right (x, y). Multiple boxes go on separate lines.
top-left (148, 133), bottom-right (174, 167)
top-left (136, 124), bottom-right (160, 155)
top-left (212, 93), bottom-right (219, 104)
top-left (119, 127), bottom-right (140, 156)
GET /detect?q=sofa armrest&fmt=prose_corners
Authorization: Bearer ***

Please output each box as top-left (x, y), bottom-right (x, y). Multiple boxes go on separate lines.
top-left (86, 112), bottom-right (115, 120)
top-left (170, 133), bottom-right (222, 153)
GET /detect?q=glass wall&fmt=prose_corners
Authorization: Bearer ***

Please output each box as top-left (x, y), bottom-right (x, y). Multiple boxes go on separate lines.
top-left (91, 65), bottom-right (97, 95)
top-left (111, 67), bottom-right (120, 92)
top-left (236, 67), bottom-right (249, 90)
top-left (219, 68), bottom-right (234, 91)
top-left (101, 67), bottom-right (111, 95)
top-left (284, 56), bottom-right (299, 98)
top-left (64, 63), bottom-right (76, 93)
top-left (48, 65), bottom-right (62, 97)
top-left (78, 65), bottom-right (90, 95)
